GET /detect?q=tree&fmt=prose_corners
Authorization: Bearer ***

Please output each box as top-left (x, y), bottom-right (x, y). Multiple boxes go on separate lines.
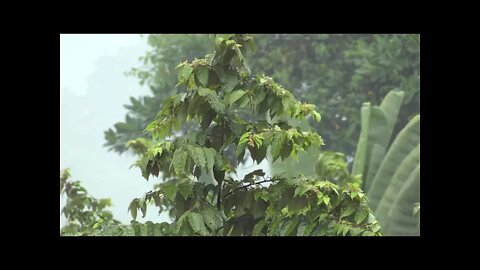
top-left (60, 169), bottom-right (123, 236)
top-left (123, 34), bottom-right (381, 236)
top-left (104, 34), bottom-right (214, 154)
top-left (350, 91), bottom-right (420, 235)
top-left (312, 91), bottom-right (420, 235)
top-left (105, 34), bottom-right (419, 157)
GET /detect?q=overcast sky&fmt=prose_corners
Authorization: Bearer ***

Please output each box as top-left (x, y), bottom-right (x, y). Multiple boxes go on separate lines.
top-left (60, 34), bottom-right (172, 226)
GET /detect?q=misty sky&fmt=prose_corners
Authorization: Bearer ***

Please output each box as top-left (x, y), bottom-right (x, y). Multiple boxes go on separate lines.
top-left (60, 34), bottom-right (171, 225)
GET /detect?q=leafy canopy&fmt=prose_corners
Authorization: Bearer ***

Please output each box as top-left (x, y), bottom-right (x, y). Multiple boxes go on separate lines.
top-left (105, 34), bottom-right (419, 157)
top-left (125, 34), bottom-right (381, 236)
top-left (60, 169), bottom-right (124, 236)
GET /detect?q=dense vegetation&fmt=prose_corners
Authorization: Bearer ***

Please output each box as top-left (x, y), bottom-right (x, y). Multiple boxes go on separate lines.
top-left (61, 34), bottom-right (419, 236)
top-left (105, 34), bottom-right (419, 157)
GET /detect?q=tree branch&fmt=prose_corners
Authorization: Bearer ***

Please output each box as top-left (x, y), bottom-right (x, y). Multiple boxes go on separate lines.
top-left (223, 178), bottom-right (279, 199)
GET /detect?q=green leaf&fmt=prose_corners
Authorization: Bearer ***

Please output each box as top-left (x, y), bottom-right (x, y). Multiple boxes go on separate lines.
top-left (313, 221), bottom-right (328, 236)
top-left (322, 196), bottom-right (330, 206)
top-left (238, 94), bottom-right (251, 108)
top-left (227, 89), bottom-right (246, 106)
top-left (215, 36), bottom-right (225, 52)
top-left (296, 220), bottom-right (307, 236)
top-left (279, 219), bottom-right (299, 236)
top-left (181, 64), bottom-right (193, 82)
top-left (140, 199), bottom-right (147, 218)
top-left (238, 132), bottom-right (251, 145)
top-left (351, 103), bottom-right (371, 179)
top-left (294, 184), bottom-right (311, 197)
top-left (175, 212), bottom-right (190, 235)
top-left (128, 199), bottom-right (138, 220)
top-left (302, 222), bottom-right (316, 236)
top-left (250, 143), bottom-right (268, 164)
top-left (223, 69), bottom-right (238, 92)
top-left (367, 115), bottom-right (420, 209)
top-left (252, 133), bottom-right (264, 147)
top-left (271, 132), bottom-right (286, 162)
top-left (92, 220), bottom-right (102, 230)
top-left (203, 148), bottom-right (216, 172)
top-left (177, 182), bottom-right (193, 200)
top-left (188, 146), bottom-right (206, 169)
top-left (188, 212), bottom-right (208, 235)
top-left (253, 88), bottom-right (267, 106)
top-left (355, 207), bottom-right (369, 224)
top-left (207, 69), bottom-right (221, 89)
top-left (288, 196), bottom-right (308, 213)
top-left (143, 121), bottom-right (158, 133)
top-left (375, 145), bottom-right (420, 228)
top-left (372, 224), bottom-right (381, 233)
top-left (385, 164), bottom-right (420, 236)
top-left (204, 90), bottom-right (225, 113)
top-left (236, 143), bottom-right (246, 161)
top-left (251, 199), bottom-right (268, 219)
top-left (139, 156), bottom-right (150, 180)
top-left (279, 140), bottom-right (293, 160)
top-left (198, 87), bottom-right (212, 97)
top-left (195, 66), bottom-right (210, 87)
top-left (201, 207), bottom-right (222, 231)
top-left (340, 203), bottom-right (356, 218)
top-left (311, 111), bottom-right (321, 122)
top-left (364, 144), bottom-right (386, 191)
top-left (172, 149), bottom-right (187, 175)
top-left (379, 91), bottom-right (405, 142)
top-left (252, 219), bottom-right (267, 236)
top-left (350, 227), bottom-right (363, 236)
top-left (163, 182), bottom-right (177, 201)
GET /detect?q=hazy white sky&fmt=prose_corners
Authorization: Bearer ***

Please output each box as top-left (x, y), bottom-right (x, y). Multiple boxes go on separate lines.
top-left (60, 34), bottom-right (163, 225)
top-left (60, 34), bottom-right (147, 96)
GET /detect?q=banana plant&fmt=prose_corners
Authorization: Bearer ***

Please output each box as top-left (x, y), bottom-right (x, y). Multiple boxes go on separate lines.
top-left (352, 90), bottom-right (420, 236)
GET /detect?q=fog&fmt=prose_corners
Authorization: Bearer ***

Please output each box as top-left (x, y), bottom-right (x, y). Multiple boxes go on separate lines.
top-left (60, 34), bottom-right (167, 225)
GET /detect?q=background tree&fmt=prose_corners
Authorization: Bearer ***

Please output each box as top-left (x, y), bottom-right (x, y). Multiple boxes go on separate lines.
top-left (60, 169), bottom-right (122, 235)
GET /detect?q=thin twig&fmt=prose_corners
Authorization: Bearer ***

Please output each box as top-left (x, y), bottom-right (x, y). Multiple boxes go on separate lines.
top-left (223, 178), bottom-right (279, 199)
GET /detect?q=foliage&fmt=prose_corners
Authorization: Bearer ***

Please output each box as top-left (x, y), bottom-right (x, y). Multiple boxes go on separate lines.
top-left (127, 174), bottom-right (380, 236)
top-left (315, 151), bottom-right (361, 187)
top-left (60, 169), bottom-right (121, 236)
top-left (351, 91), bottom-right (420, 235)
top-left (250, 34), bottom-right (419, 155)
top-left (352, 90), bottom-right (406, 190)
top-left (105, 34), bottom-right (419, 157)
top-left (123, 34), bottom-right (381, 236)
top-left (104, 35), bottom-right (214, 154)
